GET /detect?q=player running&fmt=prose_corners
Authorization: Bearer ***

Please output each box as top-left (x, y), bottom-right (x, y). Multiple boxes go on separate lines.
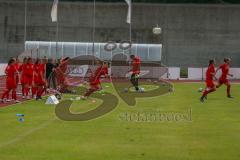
top-left (216, 58), bottom-right (233, 98)
top-left (82, 61), bottom-right (109, 99)
top-left (1, 58), bottom-right (20, 103)
top-left (200, 59), bottom-right (216, 102)
top-left (129, 55), bottom-right (141, 92)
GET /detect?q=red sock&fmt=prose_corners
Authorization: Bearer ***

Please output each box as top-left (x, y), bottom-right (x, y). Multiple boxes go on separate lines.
top-left (202, 88), bottom-right (216, 97)
top-left (32, 87), bottom-right (36, 96)
top-left (227, 85), bottom-right (231, 96)
top-left (12, 89), bottom-right (17, 100)
top-left (26, 88), bottom-right (30, 96)
top-left (22, 87), bottom-right (25, 96)
top-left (37, 86), bottom-right (45, 97)
top-left (2, 90), bottom-right (10, 99)
top-left (6, 92), bottom-right (9, 99)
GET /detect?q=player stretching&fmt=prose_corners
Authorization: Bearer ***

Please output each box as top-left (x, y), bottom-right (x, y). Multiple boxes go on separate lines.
top-left (216, 58), bottom-right (233, 98)
top-left (55, 57), bottom-right (70, 93)
top-left (129, 55), bottom-right (141, 91)
top-left (82, 61), bottom-right (109, 99)
top-left (1, 58), bottom-right (20, 103)
top-left (200, 59), bottom-right (216, 102)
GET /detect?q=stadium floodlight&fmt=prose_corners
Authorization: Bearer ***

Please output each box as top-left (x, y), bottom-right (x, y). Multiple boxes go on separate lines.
top-left (153, 25), bottom-right (162, 35)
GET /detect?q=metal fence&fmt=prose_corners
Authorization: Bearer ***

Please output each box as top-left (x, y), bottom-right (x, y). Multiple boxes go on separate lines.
top-left (25, 41), bottom-right (162, 61)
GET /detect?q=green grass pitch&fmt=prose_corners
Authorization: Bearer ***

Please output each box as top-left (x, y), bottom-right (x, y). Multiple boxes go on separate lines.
top-left (0, 83), bottom-right (240, 160)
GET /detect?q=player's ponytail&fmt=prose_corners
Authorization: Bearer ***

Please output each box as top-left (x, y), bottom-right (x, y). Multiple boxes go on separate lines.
top-left (8, 58), bottom-right (15, 65)
top-left (35, 59), bottom-right (40, 65)
top-left (224, 58), bottom-right (230, 63)
top-left (209, 59), bottom-right (214, 66)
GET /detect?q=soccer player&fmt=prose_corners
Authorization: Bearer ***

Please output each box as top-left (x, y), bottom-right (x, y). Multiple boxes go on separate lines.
top-left (33, 59), bottom-right (46, 100)
top-left (129, 55), bottom-right (141, 91)
top-left (216, 58), bottom-right (233, 98)
top-left (25, 57), bottom-right (34, 99)
top-left (82, 61), bottom-right (109, 99)
top-left (14, 57), bottom-right (20, 86)
top-left (5, 57), bottom-right (20, 102)
top-left (19, 57), bottom-right (28, 98)
top-left (55, 57), bottom-right (70, 93)
top-left (1, 58), bottom-right (20, 103)
top-left (200, 59), bottom-right (216, 102)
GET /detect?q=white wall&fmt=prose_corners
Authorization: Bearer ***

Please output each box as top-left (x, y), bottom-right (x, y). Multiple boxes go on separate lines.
top-left (167, 67), bottom-right (180, 80)
top-left (188, 67), bottom-right (240, 80)
top-left (188, 68), bottom-right (204, 80)
top-left (0, 64), bottom-right (7, 76)
top-left (0, 63), bottom-right (238, 80)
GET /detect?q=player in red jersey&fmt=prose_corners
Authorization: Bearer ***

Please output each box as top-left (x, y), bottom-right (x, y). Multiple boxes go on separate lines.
top-left (19, 57), bottom-right (28, 98)
top-left (82, 61), bottom-right (109, 99)
top-left (129, 55), bottom-right (141, 91)
top-left (200, 59), bottom-right (216, 102)
top-left (14, 57), bottom-right (20, 85)
top-left (55, 57), bottom-right (70, 93)
top-left (1, 58), bottom-right (20, 103)
top-left (216, 58), bottom-right (233, 98)
top-left (4, 57), bottom-right (20, 102)
top-left (25, 57), bottom-right (34, 99)
top-left (33, 59), bottom-right (46, 100)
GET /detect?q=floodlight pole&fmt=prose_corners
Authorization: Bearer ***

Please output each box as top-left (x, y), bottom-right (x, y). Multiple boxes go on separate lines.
top-left (56, 18), bottom-right (59, 59)
top-left (55, 1), bottom-right (59, 59)
top-left (24, 0), bottom-right (28, 51)
top-left (129, 0), bottom-right (132, 55)
top-left (92, 0), bottom-right (96, 61)
top-left (129, 0), bottom-right (132, 43)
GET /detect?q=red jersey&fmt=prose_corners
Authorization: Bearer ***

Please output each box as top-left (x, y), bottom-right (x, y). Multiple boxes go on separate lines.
top-left (14, 63), bottom-right (20, 72)
top-left (132, 56), bottom-right (141, 74)
top-left (90, 65), bottom-right (108, 85)
top-left (25, 63), bottom-right (34, 77)
top-left (34, 63), bottom-right (45, 84)
top-left (19, 64), bottom-right (24, 73)
top-left (219, 63), bottom-right (229, 80)
top-left (5, 64), bottom-right (17, 89)
top-left (34, 64), bottom-right (44, 76)
top-left (5, 64), bottom-right (17, 78)
top-left (40, 63), bottom-right (45, 75)
top-left (206, 64), bottom-right (215, 81)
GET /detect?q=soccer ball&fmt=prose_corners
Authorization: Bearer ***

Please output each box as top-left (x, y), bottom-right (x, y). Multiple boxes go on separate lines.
top-left (139, 88), bottom-right (145, 93)
top-left (55, 93), bottom-right (62, 100)
top-left (198, 87), bottom-right (203, 92)
top-left (153, 26), bottom-right (162, 35)
top-left (123, 88), bottom-right (128, 93)
top-left (75, 97), bottom-right (81, 100)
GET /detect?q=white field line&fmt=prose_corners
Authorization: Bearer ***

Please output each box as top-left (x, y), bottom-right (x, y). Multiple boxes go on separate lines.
top-left (0, 117), bottom-right (57, 149)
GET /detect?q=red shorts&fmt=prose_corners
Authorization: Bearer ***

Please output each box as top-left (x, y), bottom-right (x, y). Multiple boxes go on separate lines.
top-left (34, 77), bottom-right (45, 86)
top-left (6, 77), bottom-right (17, 89)
top-left (21, 74), bottom-right (27, 85)
top-left (16, 75), bottom-right (19, 84)
top-left (26, 75), bottom-right (33, 86)
top-left (206, 80), bottom-right (215, 89)
top-left (219, 78), bottom-right (229, 85)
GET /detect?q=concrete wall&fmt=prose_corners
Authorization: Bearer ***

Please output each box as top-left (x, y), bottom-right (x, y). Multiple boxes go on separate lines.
top-left (1, 1), bottom-right (240, 67)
